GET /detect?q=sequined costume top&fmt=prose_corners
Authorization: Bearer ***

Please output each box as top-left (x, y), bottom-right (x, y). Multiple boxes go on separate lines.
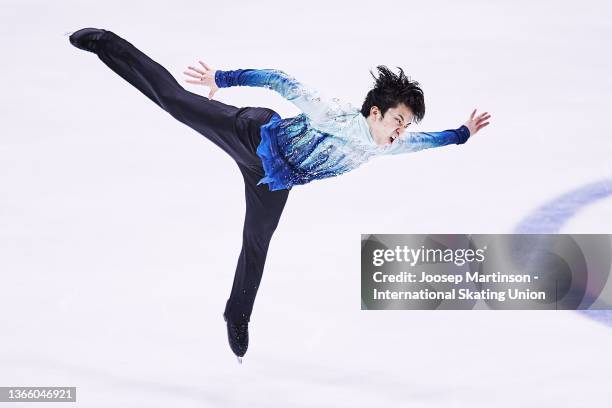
top-left (215, 69), bottom-right (471, 191)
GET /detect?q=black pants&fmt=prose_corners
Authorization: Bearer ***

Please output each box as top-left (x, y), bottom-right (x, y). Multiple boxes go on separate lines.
top-left (94, 31), bottom-right (290, 323)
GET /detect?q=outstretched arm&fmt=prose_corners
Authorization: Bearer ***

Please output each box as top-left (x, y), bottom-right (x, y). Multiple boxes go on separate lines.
top-left (384, 109), bottom-right (491, 155)
top-left (384, 126), bottom-right (470, 155)
top-left (184, 61), bottom-right (332, 123)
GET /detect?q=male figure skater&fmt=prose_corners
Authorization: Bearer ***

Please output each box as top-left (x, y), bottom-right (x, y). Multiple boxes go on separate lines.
top-left (68, 28), bottom-right (491, 362)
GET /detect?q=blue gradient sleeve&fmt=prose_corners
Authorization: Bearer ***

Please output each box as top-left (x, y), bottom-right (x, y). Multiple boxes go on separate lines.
top-left (215, 69), bottom-right (332, 123)
top-left (383, 125), bottom-right (471, 155)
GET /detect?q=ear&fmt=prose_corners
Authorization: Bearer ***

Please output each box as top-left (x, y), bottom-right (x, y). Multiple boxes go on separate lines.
top-left (370, 106), bottom-right (380, 118)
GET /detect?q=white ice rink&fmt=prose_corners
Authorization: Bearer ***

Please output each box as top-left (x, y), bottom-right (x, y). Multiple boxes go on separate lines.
top-left (2, 0), bottom-right (612, 406)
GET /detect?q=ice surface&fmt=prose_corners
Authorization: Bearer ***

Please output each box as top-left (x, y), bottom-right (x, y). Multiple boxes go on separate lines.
top-left (1, 0), bottom-right (611, 406)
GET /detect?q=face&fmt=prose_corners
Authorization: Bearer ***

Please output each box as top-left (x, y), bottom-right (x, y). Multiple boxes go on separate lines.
top-left (366, 103), bottom-right (414, 146)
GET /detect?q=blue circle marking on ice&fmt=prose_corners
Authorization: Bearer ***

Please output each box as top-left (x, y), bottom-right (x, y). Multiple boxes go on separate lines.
top-left (514, 179), bottom-right (612, 234)
top-left (513, 178), bottom-right (612, 326)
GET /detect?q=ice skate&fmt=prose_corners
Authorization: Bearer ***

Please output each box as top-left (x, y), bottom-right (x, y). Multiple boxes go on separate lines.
top-left (68, 28), bottom-right (107, 53)
top-left (223, 312), bottom-right (249, 362)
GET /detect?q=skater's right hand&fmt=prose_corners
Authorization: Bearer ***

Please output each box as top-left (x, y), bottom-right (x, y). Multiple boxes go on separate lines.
top-left (184, 61), bottom-right (219, 99)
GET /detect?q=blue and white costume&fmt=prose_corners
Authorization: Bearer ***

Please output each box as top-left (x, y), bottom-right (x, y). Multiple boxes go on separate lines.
top-left (215, 69), bottom-right (471, 191)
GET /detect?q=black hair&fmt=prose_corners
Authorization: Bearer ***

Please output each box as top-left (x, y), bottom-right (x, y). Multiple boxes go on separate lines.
top-left (360, 65), bottom-right (425, 124)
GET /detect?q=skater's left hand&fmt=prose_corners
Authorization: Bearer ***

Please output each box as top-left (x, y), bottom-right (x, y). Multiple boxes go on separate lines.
top-left (184, 61), bottom-right (219, 99)
top-left (464, 109), bottom-right (491, 136)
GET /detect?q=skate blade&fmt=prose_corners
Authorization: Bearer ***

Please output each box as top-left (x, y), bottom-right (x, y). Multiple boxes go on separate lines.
top-left (237, 356), bottom-right (243, 364)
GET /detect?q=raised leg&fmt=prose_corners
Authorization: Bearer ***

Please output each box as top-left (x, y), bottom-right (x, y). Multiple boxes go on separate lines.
top-left (80, 29), bottom-right (253, 162)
